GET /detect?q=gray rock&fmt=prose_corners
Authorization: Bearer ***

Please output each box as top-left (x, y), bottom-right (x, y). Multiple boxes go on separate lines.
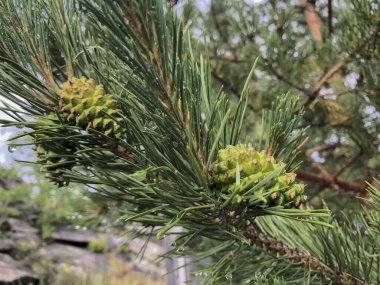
top-left (0, 253), bottom-right (39, 285)
top-left (37, 243), bottom-right (165, 280)
top-left (38, 243), bottom-right (109, 272)
top-left (51, 229), bottom-right (99, 245)
top-left (11, 232), bottom-right (39, 242)
top-left (0, 240), bottom-right (14, 253)
top-left (0, 253), bottom-right (15, 265)
top-left (0, 219), bottom-right (40, 250)
top-left (0, 218), bottom-right (38, 235)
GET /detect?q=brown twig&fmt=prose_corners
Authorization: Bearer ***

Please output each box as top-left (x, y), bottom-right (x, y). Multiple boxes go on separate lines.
top-left (211, 70), bottom-right (256, 112)
top-left (306, 144), bottom-right (341, 190)
top-left (296, 169), bottom-right (367, 194)
top-left (328, 0), bottom-right (334, 35)
top-left (242, 227), bottom-right (364, 285)
top-left (211, 52), bottom-right (308, 95)
top-left (332, 152), bottom-right (362, 178)
top-left (299, 60), bottom-right (347, 111)
top-left (300, 144), bottom-right (367, 194)
top-left (296, 24), bottom-right (380, 112)
top-left (211, 70), bottom-right (241, 99)
top-left (320, 89), bottom-right (356, 98)
top-left (305, 144), bottom-right (340, 155)
top-left (264, 59), bottom-right (309, 94)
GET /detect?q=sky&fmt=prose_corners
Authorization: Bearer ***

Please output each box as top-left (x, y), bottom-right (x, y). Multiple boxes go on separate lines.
top-left (0, 128), bottom-right (12, 165)
top-left (0, 99), bottom-right (34, 170)
top-left (0, 98), bottom-right (15, 166)
top-left (194, 0), bottom-right (265, 13)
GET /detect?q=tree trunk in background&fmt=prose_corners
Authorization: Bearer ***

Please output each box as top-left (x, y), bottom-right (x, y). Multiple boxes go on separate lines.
top-left (301, 0), bottom-right (323, 42)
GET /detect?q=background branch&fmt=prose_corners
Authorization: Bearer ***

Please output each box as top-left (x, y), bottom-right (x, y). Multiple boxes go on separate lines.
top-left (297, 24), bottom-right (380, 112)
top-left (333, 152), bottom-right (362, 178)
top-left (296, 169), bottom-right (367, 194)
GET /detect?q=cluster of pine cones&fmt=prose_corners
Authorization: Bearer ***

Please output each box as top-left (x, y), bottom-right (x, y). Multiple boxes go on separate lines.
top-left (35, 77), bottom-right (305, 210)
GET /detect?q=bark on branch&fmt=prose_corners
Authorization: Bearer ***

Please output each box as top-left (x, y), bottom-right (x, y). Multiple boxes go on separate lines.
top-left (297, 143), bottom-right (367, 195)
top-left (243, 227), bottom-right (364, 285)
top-left (296, 169), bottom-right (367, 194)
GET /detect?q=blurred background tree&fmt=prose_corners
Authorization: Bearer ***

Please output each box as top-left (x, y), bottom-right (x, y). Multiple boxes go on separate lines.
top-left (181, 0), bottom-right (380, 212)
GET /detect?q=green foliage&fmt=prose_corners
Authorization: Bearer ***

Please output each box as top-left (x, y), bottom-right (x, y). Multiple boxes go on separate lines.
top-left (0, 184), bottom-right (30, 206)
top-left (33, 116), bottom-right (77, 186)
top-left (0, 0), bottom-right (379, 284)
top-left (34, 186), bottom-right (87, 238)
top-left (0, 168), bottom-right (22, 184)
top-left (364, 178), bottom-right (380, 252)
top-left (0, 167), bottom-right (96, 238)
top-left (0, 206), bottom-right (20, 217)
top-left (262, 95), bottom-right (305, 169)
top-left (0, 0), bottom-right (326, 232)
top-left (88, 235), bottom-right (109, 253)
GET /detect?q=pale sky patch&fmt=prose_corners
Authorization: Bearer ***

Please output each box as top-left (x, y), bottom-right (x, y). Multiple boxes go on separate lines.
top-left (0, 131), bottom-right (12, 165)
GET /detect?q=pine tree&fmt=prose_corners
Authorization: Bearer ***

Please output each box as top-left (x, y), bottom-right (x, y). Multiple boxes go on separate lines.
top-left (0, 1), bottom-right (379, 284)
top-left (194, 0), bottom-right (380, 210)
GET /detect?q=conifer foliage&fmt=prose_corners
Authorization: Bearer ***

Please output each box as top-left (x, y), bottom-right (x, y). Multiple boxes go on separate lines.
top-left (0, 1), bottom-right (379, 284)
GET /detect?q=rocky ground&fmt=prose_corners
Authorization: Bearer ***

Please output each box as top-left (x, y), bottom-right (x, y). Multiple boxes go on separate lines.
top-left (0, 217), bottom-right (167, 285)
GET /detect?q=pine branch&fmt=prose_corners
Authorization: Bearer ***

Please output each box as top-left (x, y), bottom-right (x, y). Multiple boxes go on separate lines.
top-left (4, 1), bottom-right (379, 284)
top-left (263, 95), bottom-right (306, 168)
top-left (242, 227), bottom-right (364, 285)
top-left (298, 60), bottom-right (347, 111)
top-left (254, 207), bottom-right (380, 284)
top-left (0, 0), bottom-right (329, 224)
top-left (366, 178), bottom-right (380, 236)
top-left (306, 144), bottom-right (341, 191)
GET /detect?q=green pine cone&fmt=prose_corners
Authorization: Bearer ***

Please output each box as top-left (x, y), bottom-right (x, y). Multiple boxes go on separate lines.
top-left (212, 145), bottom-right (262, 185)
top-left (58, 77), bottom-right (124, 138)
top-left (211, 145), bottom-right (306, 208)
top-left (33, 129), bottom-right (76, 187)
top-left (32, 113), bottom-right (76, 186)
